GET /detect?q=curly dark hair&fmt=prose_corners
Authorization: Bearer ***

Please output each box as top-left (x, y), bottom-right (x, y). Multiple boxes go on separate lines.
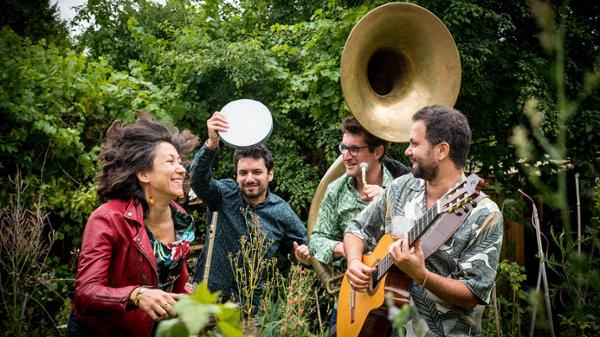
top-left (341, 116), bottom-right (389, 155)
top-left (233, 144), bottom-right (274, 171)
top-left (412, 105), bottom-right (471, 168)
top-left (95, 112), bottom-right (199, 207)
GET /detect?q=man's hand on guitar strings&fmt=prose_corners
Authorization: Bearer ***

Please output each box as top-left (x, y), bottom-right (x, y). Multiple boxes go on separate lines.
top-left (346, 258), bottom-right (376, 293)
top-left (389, 236), bottom-right (427, 282)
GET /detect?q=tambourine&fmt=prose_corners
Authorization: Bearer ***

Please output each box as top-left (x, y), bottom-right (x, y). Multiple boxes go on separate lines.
top-left (218, 99), bottom-right (273, 149)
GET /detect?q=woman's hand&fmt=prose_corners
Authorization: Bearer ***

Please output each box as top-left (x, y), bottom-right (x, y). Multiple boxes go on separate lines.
top-left (131, 287), bottom-right (179, 321)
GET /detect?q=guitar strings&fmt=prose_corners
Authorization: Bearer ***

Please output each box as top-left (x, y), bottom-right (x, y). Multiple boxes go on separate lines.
top-left (372, 204), bottom-right (440, 285)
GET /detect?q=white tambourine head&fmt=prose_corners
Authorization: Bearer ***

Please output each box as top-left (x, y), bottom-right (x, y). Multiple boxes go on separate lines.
top-left (218, 99), bottom-right (273, 149)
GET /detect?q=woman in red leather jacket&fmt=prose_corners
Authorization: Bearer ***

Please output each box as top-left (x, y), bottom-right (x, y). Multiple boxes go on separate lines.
top-left (67, 113), bottom-right (199, 337)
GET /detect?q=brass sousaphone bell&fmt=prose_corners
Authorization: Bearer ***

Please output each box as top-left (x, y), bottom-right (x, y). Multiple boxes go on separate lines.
top-left (308, 2), bottom-right (462, 295)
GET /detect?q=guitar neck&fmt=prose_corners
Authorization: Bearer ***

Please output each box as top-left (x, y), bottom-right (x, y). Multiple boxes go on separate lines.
top-left (372, 174), bottom-right (483, 283)
top-left (408, 203), bottom-right (440, 246)
top-left (374, 204), bottom-right (439, 281)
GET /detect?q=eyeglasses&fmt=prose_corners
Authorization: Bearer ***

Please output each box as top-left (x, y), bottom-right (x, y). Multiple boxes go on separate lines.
top-left (338, 143), bottom-right (369, 156)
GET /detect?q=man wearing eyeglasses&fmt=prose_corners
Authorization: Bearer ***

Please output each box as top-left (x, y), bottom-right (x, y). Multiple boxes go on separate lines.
top-left (309, 116), bottom-right (410, 336)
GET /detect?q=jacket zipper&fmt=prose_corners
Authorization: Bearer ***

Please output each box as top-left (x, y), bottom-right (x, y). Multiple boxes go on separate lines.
top-left (134, 238), bottom-right (160, 285)
top-left (129, 246), bottom-right (150, 284)
top-left (95, 296), bottom-right (127, 303)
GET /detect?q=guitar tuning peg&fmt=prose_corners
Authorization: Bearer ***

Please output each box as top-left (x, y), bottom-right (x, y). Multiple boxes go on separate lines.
top-left (463, 206), bottom-right (470, 213)
top-left (455, 211), bottom-right (462, 216)
top-left (471, 202), bottom-right (477, 208)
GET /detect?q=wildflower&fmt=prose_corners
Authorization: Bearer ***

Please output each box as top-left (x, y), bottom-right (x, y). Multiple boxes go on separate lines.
top-left (387, 305), bottom-right (400, 321)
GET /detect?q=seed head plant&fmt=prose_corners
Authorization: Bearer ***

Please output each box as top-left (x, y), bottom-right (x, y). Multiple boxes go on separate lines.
top-left (0, 172), bottom-right (59, 336)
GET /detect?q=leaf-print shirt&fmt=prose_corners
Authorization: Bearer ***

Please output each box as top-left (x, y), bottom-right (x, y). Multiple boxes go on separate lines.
top-left (308, 167), bottom-right (393, 266)
top-left (345, 174), bottom-right (503, 337)
top-left (146, 206), bottom-right (195, 291)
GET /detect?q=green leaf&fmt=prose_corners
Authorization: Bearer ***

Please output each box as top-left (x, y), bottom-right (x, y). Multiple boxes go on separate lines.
top-left (175, 295), bottom-right (221, 334)
top-left (217, 321), bottom-right (243, 337)
top-left (155, 319), bottom-right (189, 337)
top-left (190, 280), bottom-right (221, 304)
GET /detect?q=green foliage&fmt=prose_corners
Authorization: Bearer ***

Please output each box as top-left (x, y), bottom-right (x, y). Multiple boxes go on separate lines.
top-left (0, 0), bottom-right (69, 44)
top-left (222, 204), bottom-right (329, 337)
top-left (545, 219), bottom-right (600, 336)
top-left (509, 1), bottom-right (600, 336)
top-left (225, 209), bottom-right (328, 336)
top-left (483, 261), bottom-right (530, 337)
top-left (228, 210), bottom-right (278, 324)
top-left (67, 0), bottom-right (373, 216)
top-left (258, 264), bottom-right (325, 337)
top-left (0, 27), bottom-right (192, 246)
top-left (156, 281), bottom-right (242, 337)
top-left (0, 174), bottom-right (69, 337)
top-left (388, 300), bottom-right (418, 337)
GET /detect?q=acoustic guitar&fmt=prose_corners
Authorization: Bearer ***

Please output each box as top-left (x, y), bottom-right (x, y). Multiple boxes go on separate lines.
top-left (337, 174), bottom-right (484, 337)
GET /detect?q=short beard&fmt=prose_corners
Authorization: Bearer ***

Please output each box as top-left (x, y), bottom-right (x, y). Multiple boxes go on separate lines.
top-left (242, 188), bottom-right (261, 199)
top-left (413, 163), bottom-right (439, 181)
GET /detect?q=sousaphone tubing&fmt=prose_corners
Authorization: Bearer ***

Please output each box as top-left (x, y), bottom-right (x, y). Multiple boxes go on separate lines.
top-left (308, 2), bottom-right (461, 295)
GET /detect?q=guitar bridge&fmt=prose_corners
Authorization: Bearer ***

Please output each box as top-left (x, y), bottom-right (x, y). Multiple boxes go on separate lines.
top-left (350, 289), bottom-right (356, 323)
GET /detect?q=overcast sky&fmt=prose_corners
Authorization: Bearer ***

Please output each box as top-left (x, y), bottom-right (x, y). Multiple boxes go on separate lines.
top-left (54, 0), bottom-right (168, 35)
top-left (54, 0), bottom-right (168, 21)
top-left (54, 0), bottom-right (86, 21)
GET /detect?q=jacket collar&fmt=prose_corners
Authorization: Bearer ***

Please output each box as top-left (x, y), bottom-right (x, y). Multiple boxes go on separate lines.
top-left (123, 199), bottom-right (145, 226)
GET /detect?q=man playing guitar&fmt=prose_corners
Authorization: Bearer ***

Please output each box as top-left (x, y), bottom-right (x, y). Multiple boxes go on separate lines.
top-left (343, 105), bottom-right (503, 336)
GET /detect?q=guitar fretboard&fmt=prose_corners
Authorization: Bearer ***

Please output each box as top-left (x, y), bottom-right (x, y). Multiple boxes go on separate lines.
top-left (374, 203), bottom-right (440, 283)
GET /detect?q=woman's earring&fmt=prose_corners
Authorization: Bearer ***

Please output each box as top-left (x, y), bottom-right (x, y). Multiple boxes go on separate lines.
top-left (147, 185), bottom-right (155, 206)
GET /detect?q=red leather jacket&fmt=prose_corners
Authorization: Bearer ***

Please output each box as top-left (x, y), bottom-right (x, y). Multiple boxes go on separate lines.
top-left (72, 199), bottom-right (191, 337)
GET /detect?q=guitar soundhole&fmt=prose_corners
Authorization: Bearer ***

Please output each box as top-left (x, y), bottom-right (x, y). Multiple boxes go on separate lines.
top-left (368, 269), bottom-right (380, 294)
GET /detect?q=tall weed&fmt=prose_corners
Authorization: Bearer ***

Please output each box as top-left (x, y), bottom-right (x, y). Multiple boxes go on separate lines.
top-left (510, 1), bottom-right (600, 335)
top-left (0, 173), bottom-right (64, 337)
top-left (228, 208), bottom-right (329, 336)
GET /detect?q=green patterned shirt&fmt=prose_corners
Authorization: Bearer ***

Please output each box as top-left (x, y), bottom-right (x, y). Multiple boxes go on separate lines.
top-left (345, 174), bottom-right (503, 337)
top-left (309, 166), bottom-right (393, 265)
top-left (145, 206), bottom-right (195, 291)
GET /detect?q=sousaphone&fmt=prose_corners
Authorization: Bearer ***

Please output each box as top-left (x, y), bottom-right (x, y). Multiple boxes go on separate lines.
top-left (308, 2), bottom-right (461, 295)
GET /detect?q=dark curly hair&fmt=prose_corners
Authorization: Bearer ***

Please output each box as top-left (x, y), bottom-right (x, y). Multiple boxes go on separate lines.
top-left (412, 105), bottom-right (471, 168)
top-left (341, 116), bottom-right (389, 155)
top-left (95, 112), bottom-right (199, 208)
top-left (233, 144), bottom-right (274, 171)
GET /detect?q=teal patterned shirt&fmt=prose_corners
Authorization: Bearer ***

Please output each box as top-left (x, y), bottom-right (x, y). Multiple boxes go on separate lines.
top-left (189, 144), bottom-right (307, 303)
top-left (345, 174), bottom-right (503, 337)
top-left (145, 205), bottom-right (195, 291)
top-left (309, 166), bottom-right (393, 265)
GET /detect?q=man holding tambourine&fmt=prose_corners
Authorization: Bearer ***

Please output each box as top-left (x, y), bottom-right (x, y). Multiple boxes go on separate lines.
top-left (189, 100), bottom-right (311, 305)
